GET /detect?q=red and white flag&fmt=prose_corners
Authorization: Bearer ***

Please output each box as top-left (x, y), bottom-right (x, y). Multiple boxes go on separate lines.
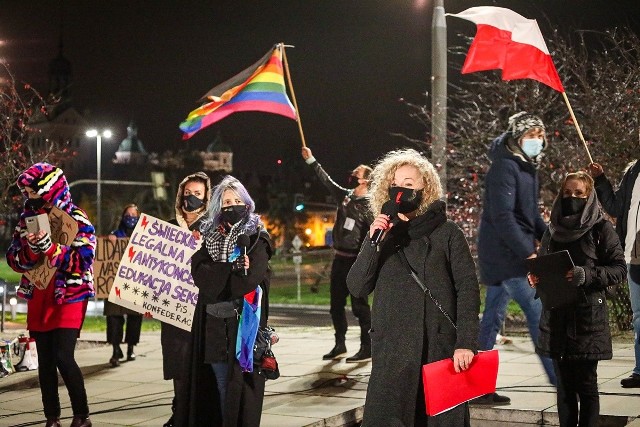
top-left (449, 6), bottom-right (564, 93)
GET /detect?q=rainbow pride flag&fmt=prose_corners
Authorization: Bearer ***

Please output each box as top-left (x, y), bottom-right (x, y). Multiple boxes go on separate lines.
top-left (180, 44), bottom-right (297, 139)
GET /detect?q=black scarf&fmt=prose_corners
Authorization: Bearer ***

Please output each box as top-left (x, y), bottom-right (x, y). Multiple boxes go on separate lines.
top-left (392, 200), bottom-right (447, 244)
top-left (549, 190), bottom-right (602, 243)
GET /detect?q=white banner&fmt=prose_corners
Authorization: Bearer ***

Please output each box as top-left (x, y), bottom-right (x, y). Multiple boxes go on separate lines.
top-left (108, 214), bottom-right (202, 331)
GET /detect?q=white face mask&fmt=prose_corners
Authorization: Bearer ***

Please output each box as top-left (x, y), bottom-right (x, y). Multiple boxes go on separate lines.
top-left (521, 138), bottom-right (544, 158)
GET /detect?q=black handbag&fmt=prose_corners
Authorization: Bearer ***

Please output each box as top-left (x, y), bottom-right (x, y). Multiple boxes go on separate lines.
top-left (206, 298), bottom-right (242, 318)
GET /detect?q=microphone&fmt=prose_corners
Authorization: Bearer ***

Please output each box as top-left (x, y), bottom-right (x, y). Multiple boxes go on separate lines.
top-left (236, 234), bottom-right (251, 276)
top-left (370, 200), bottom-right (399, 246)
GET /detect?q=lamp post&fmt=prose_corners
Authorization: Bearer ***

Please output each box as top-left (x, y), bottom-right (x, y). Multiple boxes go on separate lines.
top-left (85, 129), bottom-right (112, 235)
top-left (431, 0), bottom-right (447, 191)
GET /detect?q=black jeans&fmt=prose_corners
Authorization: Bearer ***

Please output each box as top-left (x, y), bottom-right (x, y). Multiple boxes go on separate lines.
top-left (30, 329), bottom-right (89, 418)
top-left (330, 254), bottom-right (371, 347)
top-left (106, 314), bottom-right (143, 346)
top-left (554, 359), bottom-right (599, 427)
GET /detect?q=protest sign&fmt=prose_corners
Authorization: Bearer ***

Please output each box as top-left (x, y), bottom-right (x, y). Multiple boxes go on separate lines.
top-left (108, 214), bottom-right (201, 331)
top-left (94, 237), bottom-right (129, 298)
top-left (24, 206), bottom-right (79, 289)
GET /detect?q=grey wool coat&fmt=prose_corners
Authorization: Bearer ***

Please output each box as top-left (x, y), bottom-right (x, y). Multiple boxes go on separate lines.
top-left (347, 211), bottom-right (480, 427)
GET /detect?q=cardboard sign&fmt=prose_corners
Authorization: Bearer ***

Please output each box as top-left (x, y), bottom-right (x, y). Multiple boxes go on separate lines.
top-left (24, 206), bottom-right (79, 290)
top-left (108, 214), bottom-right (201, 331)
top-left (94, 237), bottom-right (129, 298)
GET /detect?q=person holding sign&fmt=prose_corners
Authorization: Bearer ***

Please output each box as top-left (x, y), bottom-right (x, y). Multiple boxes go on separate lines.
top-left (104, 204), bottom-right (142, 367)
top-left (6, 163), bottom-right (95, 427)
top-left (346, 149), bottom-right (480, 426)
top-left (161, 171), bottom-right (211, 427)
top-left (529, 171), bottom-right (626, 427)
top-left (185, 175), bottom-right (272, 427)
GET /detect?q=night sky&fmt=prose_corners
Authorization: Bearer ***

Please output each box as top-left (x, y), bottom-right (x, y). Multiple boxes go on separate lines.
top-left (1, 0), bottom-right (638, 179)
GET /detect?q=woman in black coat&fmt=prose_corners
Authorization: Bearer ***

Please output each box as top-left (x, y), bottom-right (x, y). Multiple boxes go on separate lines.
top-left (531, 171), bottom-right (626, 427)
top-left (186, 175), bottom-right (272, 427)
top-left (347, 149), bottom-right (480, 427)
top-left (162, 172), bottom-right (211, 427)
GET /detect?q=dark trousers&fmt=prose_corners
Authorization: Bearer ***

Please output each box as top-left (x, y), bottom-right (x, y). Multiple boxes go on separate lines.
top-left (330, 254), bottom-right (371, 347)
top-left (106, 314), bottom-right (142, 346)
top-left (554, 359), bottom-right (600, 427)
top-left (30, 329), bottom-right (89, 418)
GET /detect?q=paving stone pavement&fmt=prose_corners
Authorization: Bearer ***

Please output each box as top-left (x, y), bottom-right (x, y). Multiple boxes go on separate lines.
top-left (1, 326), bottom-right (638, 426)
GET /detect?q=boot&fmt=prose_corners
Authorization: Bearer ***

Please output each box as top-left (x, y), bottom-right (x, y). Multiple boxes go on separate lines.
top-left (45, 418), bottom-right (61, 427)
top-left (345, 345), bottom-right (371, 363)
top-left (109, 345), bottom-right (121, 367)
top-left (69, 415), bottom-right (92, 427)
top-left (127, 344), bottom-right (136, 361)
top-left (322, 341), bottom-right (347, 360)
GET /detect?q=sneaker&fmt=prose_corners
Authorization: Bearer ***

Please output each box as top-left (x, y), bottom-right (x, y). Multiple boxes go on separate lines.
top-left (322, 344), bottom-right (347, 360)
top-left (621, 373), bottom-right (640, 388)
top-left (469, 392), bottom-right (511, 406)
top-left (345, 347), bottom-right (371, 363)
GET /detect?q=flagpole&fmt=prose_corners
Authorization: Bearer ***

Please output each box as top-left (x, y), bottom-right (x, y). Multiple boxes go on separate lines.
top-left (281, 43), bottom-right (307, 148)
top-left (561, 92), bottom-right (594, 164)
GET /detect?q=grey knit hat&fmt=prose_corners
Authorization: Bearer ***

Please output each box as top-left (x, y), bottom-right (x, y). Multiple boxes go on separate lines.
top-left (508, 111), bottom-right (546, 143)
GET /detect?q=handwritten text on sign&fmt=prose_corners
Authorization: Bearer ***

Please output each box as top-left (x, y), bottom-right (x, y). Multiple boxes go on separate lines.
top-left (94, 237), bottom-right (129, 299)
top-left (108, 214), bottom-right (201, 331)
top-left (24, 207), bottom-right (78, 289)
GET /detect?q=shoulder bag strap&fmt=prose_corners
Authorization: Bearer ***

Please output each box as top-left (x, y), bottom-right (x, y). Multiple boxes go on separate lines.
top-left (396, 248), bottom-right (457, 330)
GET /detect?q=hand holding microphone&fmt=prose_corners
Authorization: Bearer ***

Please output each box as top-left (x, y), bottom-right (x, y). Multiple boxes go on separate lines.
top-left (370, 200), bottom-right (399, 246)
top-left (234, 234), bottom-right (251, 276)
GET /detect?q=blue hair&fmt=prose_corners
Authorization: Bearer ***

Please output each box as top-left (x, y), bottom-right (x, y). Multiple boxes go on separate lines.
top-left (200, 175), bottom-right (260, 234)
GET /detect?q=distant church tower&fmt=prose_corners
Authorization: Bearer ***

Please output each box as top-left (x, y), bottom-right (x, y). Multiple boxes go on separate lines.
top-left (200, 131), bottom-right (233, 172)
top-left (113, 121), bottom-right (149, 165)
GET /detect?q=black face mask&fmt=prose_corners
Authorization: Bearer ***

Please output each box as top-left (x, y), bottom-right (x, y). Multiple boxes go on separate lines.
top-left (220, 205), bottom-right (246, 225)
top-left (25, 198), bottom-right (47, 211)
top-left (183, 195), bottom-right (205, 212)
top-left (561, 197), bottom-right (587, 216)
top-left (388, 187), bottom-right (424, 214)
top-left (347, 174), bottom-right (359, 189)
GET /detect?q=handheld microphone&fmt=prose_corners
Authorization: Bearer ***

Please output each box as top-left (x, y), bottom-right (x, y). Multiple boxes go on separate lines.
top-left (370, 200), bottom-right (399, 246)
top-left (236, 234), bottom-right (251, 276)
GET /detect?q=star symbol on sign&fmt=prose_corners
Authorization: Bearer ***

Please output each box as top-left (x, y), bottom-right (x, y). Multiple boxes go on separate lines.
top-left (152, 295), bottom-right (159, 303)
top-left (162, 299), bottom-right (170, 307)
top-left (123, 283), bottom-right (130, 291)
top-left (141, 290), bottom-right (149, 299)
top-left (132, 287), bottom-right (140, 295)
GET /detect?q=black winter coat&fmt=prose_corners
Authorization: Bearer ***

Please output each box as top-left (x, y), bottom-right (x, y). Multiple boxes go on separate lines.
top-left (186, 230), bottom-right (272, 427)
top-left (161, 218), bottom-right (200, 380)
top-left (594, 159), bottom-right (640, 251)
top-left (477, 133), bottom-right (547, 286)
top-left (535, 219), bottom-right (626, 360)
top-left (309, 160), bottom-right (372, 254)
top-left (347, 206), bottom-right (480, 427)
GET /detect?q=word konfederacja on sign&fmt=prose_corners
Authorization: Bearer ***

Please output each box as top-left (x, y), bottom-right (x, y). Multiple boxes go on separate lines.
top-left (108, 214), bottom-right (201, 331)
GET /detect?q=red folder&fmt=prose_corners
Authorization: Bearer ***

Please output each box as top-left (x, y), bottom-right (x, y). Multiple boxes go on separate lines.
top-left (422, 349), bottom-right (499, 416)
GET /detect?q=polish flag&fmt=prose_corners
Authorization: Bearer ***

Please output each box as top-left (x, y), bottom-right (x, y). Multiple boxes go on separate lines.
top-left (449, 6), bottom-right (564, 93)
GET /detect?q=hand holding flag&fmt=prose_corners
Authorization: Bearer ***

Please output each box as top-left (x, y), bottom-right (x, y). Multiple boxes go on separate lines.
top-left (449, 6), bottom-right (594, 163)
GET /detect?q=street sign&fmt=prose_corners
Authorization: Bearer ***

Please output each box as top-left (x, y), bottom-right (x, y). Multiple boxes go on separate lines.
top-left (292, 235), bottom-right (303, 251)
top-left (292, 255), bottom-right (302, 264)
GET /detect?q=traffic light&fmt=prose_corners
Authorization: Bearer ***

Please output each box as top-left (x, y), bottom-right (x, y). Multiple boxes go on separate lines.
top-left (293, 193), bottom-right (305, 212)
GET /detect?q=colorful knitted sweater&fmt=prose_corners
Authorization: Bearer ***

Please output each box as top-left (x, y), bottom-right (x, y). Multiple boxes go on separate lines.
top-left (6, 163), bottom-right (96, 304)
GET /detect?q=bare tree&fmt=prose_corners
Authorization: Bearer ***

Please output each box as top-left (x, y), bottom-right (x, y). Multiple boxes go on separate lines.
top-left (0, 64), bottom-right (67, 215)
top-left (397, 27), bottom-right (640, 330)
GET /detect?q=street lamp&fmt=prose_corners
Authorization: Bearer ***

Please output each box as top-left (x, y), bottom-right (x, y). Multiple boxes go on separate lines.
top-left (85, 129), bottom-right (112, 235)
top-left (432, 0), bottom-right (447, 191)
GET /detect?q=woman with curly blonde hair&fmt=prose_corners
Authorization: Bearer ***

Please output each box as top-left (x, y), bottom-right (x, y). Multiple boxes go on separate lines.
top-left (347, 148), bottom-right (480, 426)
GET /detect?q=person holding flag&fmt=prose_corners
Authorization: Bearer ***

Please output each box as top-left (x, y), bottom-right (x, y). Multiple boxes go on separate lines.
top-left (475, 112), bottom-right (557, 405)
top-left (302, 146), bottom-right (373, 362)
top-left (186, 176), bottom-right (273, 426)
